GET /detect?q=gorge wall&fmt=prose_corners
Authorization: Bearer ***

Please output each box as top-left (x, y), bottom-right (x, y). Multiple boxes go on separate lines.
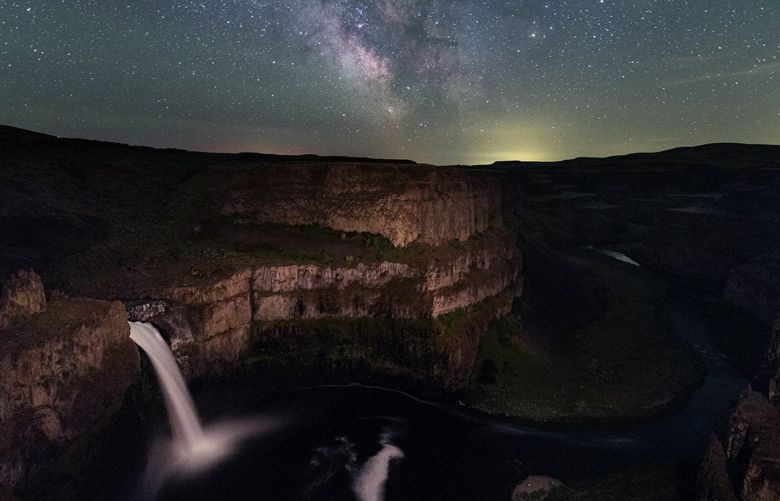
top-left (0, 270), bottom-right (140, 491)
top-left (698, 306), bottom-right (780, 500)
top-left (115, 165), bottom-right (522, 382)
top-left (488, 145), bottom-right (780, 498)
top-left (217, 163), bottom-right (504, 247)
top-left (0, 129), bottom-right (522, 495)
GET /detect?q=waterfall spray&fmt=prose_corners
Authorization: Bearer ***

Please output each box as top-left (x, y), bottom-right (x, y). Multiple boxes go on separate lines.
top-left (128, 320), bottom-right (278, 494)
top-left (129, 322), bottom-right (205, 452)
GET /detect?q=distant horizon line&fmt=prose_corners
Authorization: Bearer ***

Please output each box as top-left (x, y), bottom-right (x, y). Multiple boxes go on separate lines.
top-left (1, 123), bottom-right (778, 167)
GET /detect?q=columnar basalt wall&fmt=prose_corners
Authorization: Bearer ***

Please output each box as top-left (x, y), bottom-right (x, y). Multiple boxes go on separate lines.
top-left (698, 390), bottom-right (780, 500)
top-left (0, 271), bottom-right (139, 491)
top-left (130, 234), bottom-right (522, 380)
top-left (0, 269), bottom-right (46, 329)
top-left (217, 164), bottom-right (504, 247)
top-left (0, 131), bottom-right (524, 494)
top-left (698, 291), bottom-right (780, 499)
top-left (119, 162), bottom-right (521, 379)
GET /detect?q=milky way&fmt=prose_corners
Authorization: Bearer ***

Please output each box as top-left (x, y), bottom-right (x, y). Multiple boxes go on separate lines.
top-left (1, 0), bottom-right (778, 163)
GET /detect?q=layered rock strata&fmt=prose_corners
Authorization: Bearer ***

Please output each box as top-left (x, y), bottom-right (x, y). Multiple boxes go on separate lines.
top-left (0, 130), bottom-right (523, 495)
top-left (698, 320), bottom-right (780, 499)
top-left (126, 229), bottom-right (521, 380)
top-left (217, 164), bottom-right (503, 247)
top-left (0, 271), bottom-right (139, 491)
top-left (698, 390), bottom-right (780, 500)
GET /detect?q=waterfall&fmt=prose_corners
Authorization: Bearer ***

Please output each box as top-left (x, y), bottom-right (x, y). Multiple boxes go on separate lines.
top-left (128, 321), bottom-right (279, 495)
top-left (129, 322), bottom-right (205, 451)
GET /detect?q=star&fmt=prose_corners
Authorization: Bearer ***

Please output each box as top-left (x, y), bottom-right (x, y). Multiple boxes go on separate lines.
top-left (0, 0), bottom-right (776, 164)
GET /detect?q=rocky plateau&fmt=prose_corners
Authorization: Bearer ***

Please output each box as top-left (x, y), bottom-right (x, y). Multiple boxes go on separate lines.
top-left (3, 125), bottom-right (780, 500)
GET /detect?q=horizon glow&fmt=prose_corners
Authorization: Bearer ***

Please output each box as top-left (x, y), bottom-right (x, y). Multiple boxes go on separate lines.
top-left (1, 1), bottom-right (778, 164)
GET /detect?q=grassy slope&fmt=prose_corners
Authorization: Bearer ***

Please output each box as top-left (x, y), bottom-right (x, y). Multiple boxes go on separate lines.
top-left (463, 251), bottom-right (705, 422)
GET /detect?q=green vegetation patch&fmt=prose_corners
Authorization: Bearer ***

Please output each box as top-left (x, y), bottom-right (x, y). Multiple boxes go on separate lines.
top-left (245, 317), bottom-right (447, 383)
top-left (463, 254), bottom-right (705, 422)
top-left (243, 290), bottom-right (514, 387)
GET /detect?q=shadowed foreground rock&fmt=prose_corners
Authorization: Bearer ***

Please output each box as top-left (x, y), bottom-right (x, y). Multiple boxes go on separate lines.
top-left (511, 476), bottom-right (564, 500)
top-left (698, 438), bottom-right (738, 501)
top-left (0, 129), bottom-right (522, 495)
top-left (698, 320), bottom-right (780, 500)
top-left (697, 249), bottom-right (780, 500)
top-left (0, 270), bottom-right (46, 329)
top-left (0, 270), bottom-right (139, 493)
top-left (698, 391), bottom-right (780, 500)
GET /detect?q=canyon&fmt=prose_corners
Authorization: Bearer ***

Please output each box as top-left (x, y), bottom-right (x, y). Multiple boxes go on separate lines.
top-left (494, 145), bottom-right (780, 499)
top-left (0, 126), bottom-right (521, 496)
top-left (2, 125), bottom-right (780, 500)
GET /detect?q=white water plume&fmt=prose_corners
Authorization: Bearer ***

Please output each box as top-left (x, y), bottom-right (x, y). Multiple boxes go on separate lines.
top-left (129, 322), bottom-right (204, 450)
top-left (587, 246), bottom-right (641, 266)
top-left (129, 321), bottom-right (280, 494)
top-left (352, 432), bottom-right (404, 501)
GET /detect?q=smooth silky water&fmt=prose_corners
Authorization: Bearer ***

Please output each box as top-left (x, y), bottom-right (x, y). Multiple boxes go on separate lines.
top-left (117, 318), bottom-right (744, 501)
top-left (128, 322), bottom-right (205, 451)
top-left (128, 322), bottom-right (277, 497)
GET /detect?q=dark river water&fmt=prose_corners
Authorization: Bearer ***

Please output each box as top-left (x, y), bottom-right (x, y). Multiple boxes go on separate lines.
top-left (88, 293), bottom-right (747, 501)
top-left (95, 373), bottom-right (742, 500)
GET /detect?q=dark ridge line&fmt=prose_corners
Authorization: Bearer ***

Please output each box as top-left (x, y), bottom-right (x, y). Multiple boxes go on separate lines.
top-left (491, 142), bottom-right (780, 168)
top-left (0, 124), bottom-right (418, 165)
top-left (3, 123), bottom-right (778, 168)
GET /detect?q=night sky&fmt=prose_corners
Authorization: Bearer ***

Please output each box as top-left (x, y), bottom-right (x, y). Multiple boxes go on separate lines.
top-left (1, 1), bottom-right (778, 164)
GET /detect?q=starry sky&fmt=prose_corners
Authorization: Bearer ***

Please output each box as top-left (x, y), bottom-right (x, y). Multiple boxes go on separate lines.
top-left (1, 1), bottom-right (778, 164)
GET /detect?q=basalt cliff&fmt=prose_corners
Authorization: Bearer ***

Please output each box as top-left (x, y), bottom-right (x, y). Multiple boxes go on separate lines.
top-left (492, 144), bottom-right (780, 499)
top-left (4, 126), bottom-right (780, 500)
top-left (0, 126), bottom-right (521, 494)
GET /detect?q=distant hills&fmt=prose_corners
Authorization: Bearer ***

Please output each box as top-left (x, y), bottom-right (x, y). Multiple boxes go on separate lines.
top-left (3, 124), bottom-right (778, 168)
top-left (0, 124), bottom-right (416, 165)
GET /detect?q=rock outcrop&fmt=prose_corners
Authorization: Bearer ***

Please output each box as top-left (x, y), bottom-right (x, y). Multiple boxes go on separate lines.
top-left (217, 164), bottom-right (503, 247)
top-left (764, 319), bottom-right (780, 407)
top-left (698, 319), bottom-right (780, 499)
top-left (0, 130), bottom-right (523, 495)
top-left (0, 270), bottom-right (46, 329)
top-left (698, 391), bottom-right (780, 500)
top-left (724, 254), bottom-right (780, 324)
top-left (126, 231), bottom-right (521, 380)
top-left (0, 272), bottom-right (139, 492)
top-left (698, 437), bottom-right (739, 501)
top-left (512, 476), bottom-right (565, 501)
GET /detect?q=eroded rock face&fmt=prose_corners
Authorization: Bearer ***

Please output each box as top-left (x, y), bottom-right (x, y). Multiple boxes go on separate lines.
top-left (0, 295), bottom-right (140, 491)
top-left (766, 319), bottom-right (780, 407)
top-left (0, 270), bottom-right (46, 329)
top-left (130, 237), bottom-right (521, 380)
top-left (698, 320), bottom-right (780, 498)
top-left (698, 390), bottom-right (780, 500)
top-left (127, 270), bottom-right (254, 378)
top-left (698, 317), bottom-right (780, 500)
top-left (252, 235), bottom-right (521, 322)
top-left (252, 262), bottom-right (415, 294)
top-left (727, 391), bottom-right (780, 500)
top-left (724, 254), bottom-right (780, 323)
top-left (697, 437), bottom-right (739, 501)
top-left (114, 208), bottom-right (521, 379)
top-left (251, 262), bottom-right (420, 322)
top-left (430, 260), bottom-right (520, 317)
top-left (218, 164), bottom-right (503, 247)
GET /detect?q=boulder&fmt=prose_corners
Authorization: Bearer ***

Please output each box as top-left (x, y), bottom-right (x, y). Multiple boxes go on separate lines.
top-left (512, 476), bottom-right (565, 500)
top-left (0, 270), bottom-right (46, 329)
